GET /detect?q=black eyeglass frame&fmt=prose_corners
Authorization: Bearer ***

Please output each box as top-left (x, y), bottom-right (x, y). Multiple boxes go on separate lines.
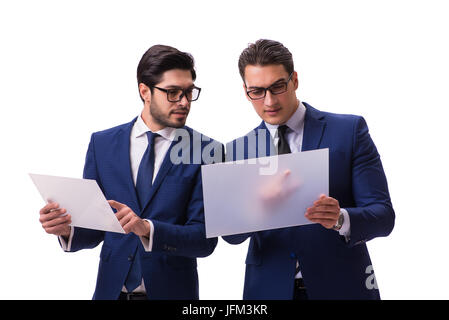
top-left (245, 72), bottom-right (294, 100)
top-left (153, 86), bottom-right (201, 102)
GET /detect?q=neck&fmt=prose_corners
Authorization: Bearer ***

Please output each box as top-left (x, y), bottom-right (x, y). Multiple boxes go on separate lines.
top-left (282, 99), bottom-right (300, 125)
top-left (141, 107), bottom-right (165, 132)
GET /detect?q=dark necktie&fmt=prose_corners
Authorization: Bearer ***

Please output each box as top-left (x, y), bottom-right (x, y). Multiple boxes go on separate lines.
top-left (135, 131), bottom-right (159, 209)
top-left (277, 125), bottom-right (291, 155)
top-left (125, 131), bottom-right (158, 293)
top-left (277, 125), bottom-right (302, 276)
top-left (124, 248), bottom-right (141, 293)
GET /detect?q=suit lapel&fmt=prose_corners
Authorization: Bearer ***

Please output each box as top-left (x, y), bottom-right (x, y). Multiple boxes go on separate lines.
top-left (253, 102), bottom-right (328, 155)
top-left (301, 102), bottom-right (326, 151)
top-left (115, 118), bottom-right (140, 213)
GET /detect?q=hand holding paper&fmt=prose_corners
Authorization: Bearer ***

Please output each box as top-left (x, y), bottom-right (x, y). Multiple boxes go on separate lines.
top-left (30, 174), bottom-right (125, 234)
top-left (39, 201), bottom-right (72, 238)
top-left (305, 194), bottom-right (341, 229)
top-left (201, 148), bottom-right (329, 238)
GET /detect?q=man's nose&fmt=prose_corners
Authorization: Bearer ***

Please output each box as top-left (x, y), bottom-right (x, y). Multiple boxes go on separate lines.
top-left (264, 90), bottom-right (277, 107)
top-left (178, 94), bottom-right (189, 106)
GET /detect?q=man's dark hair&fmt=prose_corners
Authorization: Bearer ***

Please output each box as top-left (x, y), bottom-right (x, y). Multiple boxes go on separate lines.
top-left (137, 45), bottom-right (196, 101)
top-left (238, 39), bottom-right (294, 81)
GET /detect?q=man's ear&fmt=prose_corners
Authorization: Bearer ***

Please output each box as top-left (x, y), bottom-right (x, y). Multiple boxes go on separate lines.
top-left (292, 71), bottom-right (299, 90)
top-left (243, 83), bottom-right (251, 102)
top-left (139, 83), bottom-right (152, 104)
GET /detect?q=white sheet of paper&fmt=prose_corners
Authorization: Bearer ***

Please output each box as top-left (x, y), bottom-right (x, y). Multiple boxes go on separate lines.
top-left (29, 173), bottom-right (125, 234)
top-left (201, 148), bottom-right (329, 238)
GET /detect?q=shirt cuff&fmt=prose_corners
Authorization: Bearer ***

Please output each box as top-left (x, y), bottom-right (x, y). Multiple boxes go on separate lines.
top-left (338, 208), bottom-right (351, 242)
top-left (58, 227), bottom-right (74, 252)
top-left (139, 219), bottom-right (154, 252)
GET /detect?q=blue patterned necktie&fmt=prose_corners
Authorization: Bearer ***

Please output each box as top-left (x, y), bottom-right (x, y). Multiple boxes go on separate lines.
top-left (135, 131), bottom-right (159, 209)
top-left (124, 131), bottom-right (158, 293)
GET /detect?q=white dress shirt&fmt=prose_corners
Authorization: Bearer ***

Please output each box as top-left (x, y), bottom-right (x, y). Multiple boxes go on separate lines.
top-left (264, 101), bottom-right (351, 278)
top-left (60, 114), bottom-right (176, 293)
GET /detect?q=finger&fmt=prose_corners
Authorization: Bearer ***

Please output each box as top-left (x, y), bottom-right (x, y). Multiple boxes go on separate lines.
top-left (306, 207), bottom-right (339, 218)
top-left (307, 217), bottom-right (335, 223)
top-left (312, 194), bottom-right (327, 203)
top-left (118, 212), bottom-right (133, 228)
top-left (122, 216), bottom-right (138, 233)
top-left (307, 205), bottom-right (339, 214)
top-left (307, 205), bottom-right (337, 213)
top-left (314, 196), bottom-right (338, 206)
top-left (306, 206), bottom-right (338, 217)
top-left (43, 217), bottom-right (72, 234)
top-left (271, 169), bottom-right (290, 185)
top-left (40, 202), bottom-right (60, 215)
top-left (39, 208), bottom-right (67, 223)
top-left (305, 211), bottom-right (337, 220)
top-left (44, 224), bottom-right (71, 235)
top-left (119, 214), bottom-right (132, 228)
top-left (42, 214), bottom-right (72, 229)
top-left (115, 206), bottom-right (132, 220)
top-left (108, 200), bottom-right (126, 211)
top-left (306, 218), bottom-right (335, 228)
top-left (280, 169), bottom-right (291, 180)
top-left (306, 213), bottom-right (338, 222)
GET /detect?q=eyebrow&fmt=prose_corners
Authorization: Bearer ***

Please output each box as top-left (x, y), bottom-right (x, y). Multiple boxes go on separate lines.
top-left (163, 84), bottom-right (195, 89)
top-left (246, 77), bottom-right (287, 89)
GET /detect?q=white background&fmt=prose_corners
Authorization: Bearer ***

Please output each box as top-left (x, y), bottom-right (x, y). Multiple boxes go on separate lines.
top-left (1, 0), bottom-right (448, 299)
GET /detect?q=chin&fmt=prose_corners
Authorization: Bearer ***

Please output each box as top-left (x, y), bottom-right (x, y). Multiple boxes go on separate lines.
top-left (263, 117), bottom-right (284, 125)
top-left (170, 120), bottom-right (187, 128)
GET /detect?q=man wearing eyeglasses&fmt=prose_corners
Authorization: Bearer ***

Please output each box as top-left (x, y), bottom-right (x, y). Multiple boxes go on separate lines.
top-left (38, 45), bottom-right (220, 300)
top-left (223, 39), bottom-right (395, 300)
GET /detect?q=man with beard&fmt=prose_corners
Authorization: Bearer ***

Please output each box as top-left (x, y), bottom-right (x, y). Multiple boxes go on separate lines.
top-left (38, 45), bottom-right (220, 300)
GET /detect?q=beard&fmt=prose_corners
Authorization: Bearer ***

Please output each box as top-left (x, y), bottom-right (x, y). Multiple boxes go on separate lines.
top-left (149, 100), bottom-right (189, 128)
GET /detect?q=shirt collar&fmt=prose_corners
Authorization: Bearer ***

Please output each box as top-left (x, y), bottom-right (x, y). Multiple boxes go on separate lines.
top-left (264, 100), bottom-right (307, 138)
top-left (133, 114), bottom-right (177, 141)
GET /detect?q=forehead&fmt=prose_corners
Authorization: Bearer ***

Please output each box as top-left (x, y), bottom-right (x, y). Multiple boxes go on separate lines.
top-left (157, 69), bottom-right (193, 87)
top-left (244, 64), bottom-right (289, 87)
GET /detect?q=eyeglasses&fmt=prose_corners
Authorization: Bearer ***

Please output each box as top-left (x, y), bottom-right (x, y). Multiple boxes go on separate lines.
top-left (153, 86), bottom-right (201, 102)
top-left (245, 72), bottom-right (293, 100)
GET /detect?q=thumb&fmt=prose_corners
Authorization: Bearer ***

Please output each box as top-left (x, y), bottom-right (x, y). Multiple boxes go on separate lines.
top-left (313, 194), bottom-right (327, 205)
top-left (107, 200), bottom-right (126, 210)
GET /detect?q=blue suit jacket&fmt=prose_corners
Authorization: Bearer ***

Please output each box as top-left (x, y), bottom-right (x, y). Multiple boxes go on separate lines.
top-left (65, 118), bottom-right (219, 300)
top-left (223, 103), bottom-right (395, 300)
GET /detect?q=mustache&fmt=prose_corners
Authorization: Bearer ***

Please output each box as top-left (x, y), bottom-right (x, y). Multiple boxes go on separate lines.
top-left (170, 108), bottom-right (189, 113)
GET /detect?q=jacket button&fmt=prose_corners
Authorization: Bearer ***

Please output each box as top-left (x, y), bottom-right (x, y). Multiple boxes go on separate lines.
top-left (128, 255), bottom-right (134, 261)
top-left (290, 252), bottom-right (297, 259)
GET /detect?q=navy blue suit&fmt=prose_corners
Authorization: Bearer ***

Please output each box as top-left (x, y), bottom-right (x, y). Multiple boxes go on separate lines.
top-left (65, 118), bottom-right (219, 299)
top-left (223, 103), bottom-right (394, 299)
